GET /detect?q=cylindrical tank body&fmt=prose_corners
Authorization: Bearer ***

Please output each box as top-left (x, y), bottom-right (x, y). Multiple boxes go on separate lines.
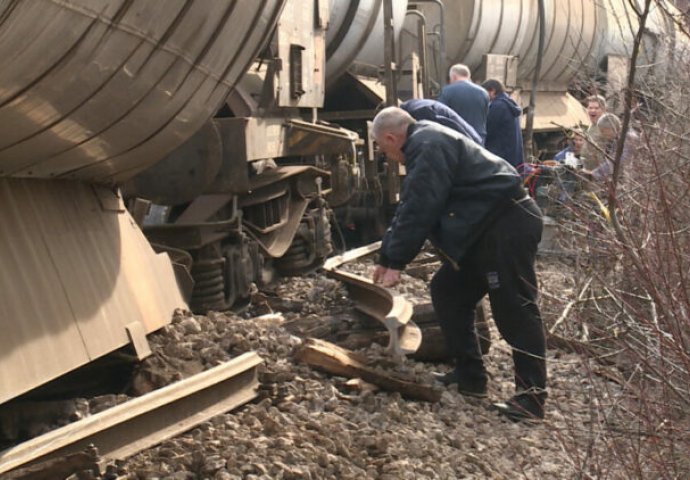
top-left (326, 0), bottom-right (409, 82)
top-left (409, 0), bottom-right (687, 89)
top-left (598, 0), bottom-right (685, 78)
top-left (0, 0), bottom-right (285, 184)
top-left (409, 0), bottom-right (605, 87)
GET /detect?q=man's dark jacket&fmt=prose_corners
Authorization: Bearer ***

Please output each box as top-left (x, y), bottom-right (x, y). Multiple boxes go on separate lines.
top-left (379, 121), bottom-right (522, 270)
top-left (401, 98), bottom-right (482, 145)
top-left (437, 80), bottom-right (489, 142)
top-left (485, 92), bottom-right (524, 167)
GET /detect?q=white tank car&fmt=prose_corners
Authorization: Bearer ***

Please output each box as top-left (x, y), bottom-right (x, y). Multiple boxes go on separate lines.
top-left (598, 0), bottom-right (690, 80)
top-left (403, 0), bottom-right (602, 89)
top-left (0, 0), bottom-right (285, 184)
top-left (401, 0), bottom-right (688, 129)
top-left (326, 0), bottom-right (410, 82)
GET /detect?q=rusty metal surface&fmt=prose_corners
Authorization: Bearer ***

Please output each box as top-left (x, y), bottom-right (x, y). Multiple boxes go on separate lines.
top-left (0, 352), bottom-right (263, 475)
top-left (241, 167), bottom-right (330, 258)
top-left (121, 120), bottom-right (224, 206)
top-left (143, 166), bottom-right (331, 257)
top-left (517, 91), bottom-right (590, 131)
top-left (128, 115), bottom-right (358, 203)
top-left (218, 117), bottom-right (358, 163)
top-left (270, 0), bottom-right (329, 108)
top-left (0, 0), bottom-right (286, 184)
top-left (323, 242), bottom-right (422, 356)
top-left (0, 178), bottom-right (186, 405)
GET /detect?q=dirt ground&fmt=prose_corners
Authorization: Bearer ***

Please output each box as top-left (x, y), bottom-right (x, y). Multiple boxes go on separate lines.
top-left (115, 253), bottom-right (620, 480)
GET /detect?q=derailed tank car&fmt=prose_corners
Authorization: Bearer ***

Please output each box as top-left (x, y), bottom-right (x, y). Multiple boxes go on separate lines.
top-left (125, 0), bottom-right (368, 313)
top-left (321, 0), bottom-right (688, 234)
top-left (0, 0), bottom-right (287, 405)
top-left (126, 0), bottom-right (689, 314)
top-left (1, 0), bottom-right (686, 406)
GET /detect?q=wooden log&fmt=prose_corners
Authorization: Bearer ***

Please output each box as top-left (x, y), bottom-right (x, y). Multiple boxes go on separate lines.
top-left (336, 330), bottom-right (389, 351)
top-left (411, 302), bottom-right (491, 356)
top-left (295, 338), bottom-right (441, 402)
top-left (335, 325), bottom-right (452, 362)
top-left (410, 325), bottom-right (451, 362)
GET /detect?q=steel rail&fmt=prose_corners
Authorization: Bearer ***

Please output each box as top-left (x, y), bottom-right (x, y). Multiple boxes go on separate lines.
top-left (0, 352), bottom-right (263, 476)
top-left (323, 242), bottom-right (422, 356)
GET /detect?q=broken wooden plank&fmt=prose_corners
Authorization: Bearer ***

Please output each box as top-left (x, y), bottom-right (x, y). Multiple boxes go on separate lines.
top-left (0, 352), bottom-right (263, 475)
top-left (295, 338), bottom-right (441, 402)
top-left (412, 302), bottom-right (491, 357)
top-left (322, 241), bottom-right (381, 271)
top-left (336, 322), bottom-right (449, 362)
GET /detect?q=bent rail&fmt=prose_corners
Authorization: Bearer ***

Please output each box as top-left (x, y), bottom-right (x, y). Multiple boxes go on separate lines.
top-left (323, 242), bottom-right (422, 356)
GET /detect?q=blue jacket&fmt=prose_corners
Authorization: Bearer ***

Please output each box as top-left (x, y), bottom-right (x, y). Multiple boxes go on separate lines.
top-left (379, 121), bottom-right (522, 270)
top-left (554, 146), bottom-right (572, 162)
top-left (401, 99), bottom-right (482, 145)
top-left (485, 92), bottom-right (524, 168)
top-left (437, 81), bottom-right (489, 142)
top-left (554, 146), bottom-right (582, 163)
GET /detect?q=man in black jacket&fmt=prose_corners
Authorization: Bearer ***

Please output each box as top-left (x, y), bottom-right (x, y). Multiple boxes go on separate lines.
top-left (371, 107), bottom-right (547, 421)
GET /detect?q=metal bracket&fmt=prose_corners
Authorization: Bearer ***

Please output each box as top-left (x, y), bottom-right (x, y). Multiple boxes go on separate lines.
top-left (125, 322), bottom-right (152, 360)
top-left (92, 186), bottom-right (124, 213)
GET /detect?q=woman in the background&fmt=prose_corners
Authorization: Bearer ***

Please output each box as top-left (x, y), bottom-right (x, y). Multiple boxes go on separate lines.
top-left (584, 113), bottom-right (639, 182)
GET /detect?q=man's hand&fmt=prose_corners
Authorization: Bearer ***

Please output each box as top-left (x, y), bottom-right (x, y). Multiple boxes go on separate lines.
top-left (372, 265), bottom-right (402, 288)
top-left (373, 264), bottom-right (388, 284)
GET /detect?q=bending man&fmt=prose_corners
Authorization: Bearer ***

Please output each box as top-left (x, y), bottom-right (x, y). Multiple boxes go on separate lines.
top-left (372, 107), bottom-right (547, 421)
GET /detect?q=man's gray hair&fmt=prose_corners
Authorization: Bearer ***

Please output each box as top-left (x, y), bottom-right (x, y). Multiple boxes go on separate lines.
top-left (597, 113), bottom-right (621, 132)
top-left (372, 107), bottom-right (415, 139)
top-left (449, 64), bottom-right (471, 79)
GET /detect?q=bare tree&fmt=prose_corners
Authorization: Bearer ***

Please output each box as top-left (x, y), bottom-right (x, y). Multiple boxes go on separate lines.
top-left (546, 1), bottom-right (690, 477)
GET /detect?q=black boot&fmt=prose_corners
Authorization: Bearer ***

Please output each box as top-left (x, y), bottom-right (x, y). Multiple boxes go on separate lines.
top-left (431, 369), bottom-right (460, 386)
top-left (493, 389), bottom-right (547, 422)
top-left (432, 369), bottom-right (488, 397)
top-left (432, 356), bottom-right (488, 398)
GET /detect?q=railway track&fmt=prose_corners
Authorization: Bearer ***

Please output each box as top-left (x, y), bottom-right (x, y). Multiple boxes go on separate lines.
top-left (0, 243), bottom-right (426, 478)
top-left (0, 353), bottom-right (263, 478)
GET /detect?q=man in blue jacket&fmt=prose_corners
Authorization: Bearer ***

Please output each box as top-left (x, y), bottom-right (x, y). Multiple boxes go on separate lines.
top-left (437, 64), bottom-right (489, 143)
top-left (400, 98), bottom-right (482, 145)
top-left (482, 79), bottom-right (524, 168)
top-left (371, 107), bottom-right (547, 421)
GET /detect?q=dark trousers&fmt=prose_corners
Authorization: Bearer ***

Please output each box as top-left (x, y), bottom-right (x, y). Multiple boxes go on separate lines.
top-left (430, 197), bottom-right (547, 393)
